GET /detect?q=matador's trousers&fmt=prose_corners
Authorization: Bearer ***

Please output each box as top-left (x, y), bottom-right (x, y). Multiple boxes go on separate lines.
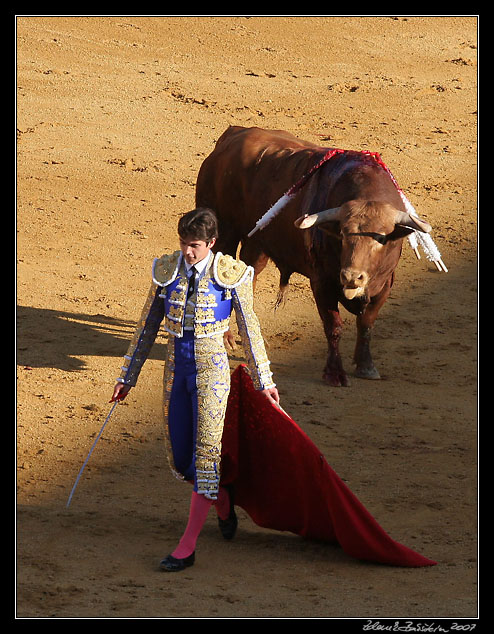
top-left (162, 331), bottom-right (231, 500)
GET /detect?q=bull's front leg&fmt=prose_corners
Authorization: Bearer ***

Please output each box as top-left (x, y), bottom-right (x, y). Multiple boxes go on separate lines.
top-left (322, 309), bottom-right (349, 386)
top-left (310, 277), bottom-right (349, 386)
top-left (353, 281), bottom-right (392, 380)
top-left (353, 316), bottom-right (380, 380)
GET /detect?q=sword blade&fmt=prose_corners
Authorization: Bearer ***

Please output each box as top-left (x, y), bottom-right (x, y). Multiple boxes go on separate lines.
top-left (66, 400), bottom-right (119, 508)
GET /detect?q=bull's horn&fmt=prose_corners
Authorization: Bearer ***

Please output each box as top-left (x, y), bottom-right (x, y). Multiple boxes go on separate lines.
top-left (395, 210), bottom-right (432, 234)
top-left (294, 207), bottom-right (341, 229)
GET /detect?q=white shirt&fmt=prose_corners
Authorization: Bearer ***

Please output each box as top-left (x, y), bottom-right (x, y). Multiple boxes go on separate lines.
top-left (184, 251), bottom-right (211, 283)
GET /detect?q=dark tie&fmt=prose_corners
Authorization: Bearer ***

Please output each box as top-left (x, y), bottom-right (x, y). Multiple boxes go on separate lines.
top-left (187, 267), bottom-right (197, 302)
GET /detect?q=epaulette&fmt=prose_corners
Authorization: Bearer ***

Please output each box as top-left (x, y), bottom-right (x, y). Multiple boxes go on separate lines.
top-left (213, 252), bottom-right (252, 288)
top-left (152, 251), bottom-right (182, 286)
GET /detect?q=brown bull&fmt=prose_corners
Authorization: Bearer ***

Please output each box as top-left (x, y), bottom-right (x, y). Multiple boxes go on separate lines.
top-left (195, 126), bottom-right (432, 386)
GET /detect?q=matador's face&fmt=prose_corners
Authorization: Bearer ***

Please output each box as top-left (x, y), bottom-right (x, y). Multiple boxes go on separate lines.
top-left (179, 235), bottom-right (216, 266)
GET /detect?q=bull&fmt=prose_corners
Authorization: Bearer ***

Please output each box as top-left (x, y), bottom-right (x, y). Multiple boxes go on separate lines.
top-left (195, 126), bottom-right (432, 386)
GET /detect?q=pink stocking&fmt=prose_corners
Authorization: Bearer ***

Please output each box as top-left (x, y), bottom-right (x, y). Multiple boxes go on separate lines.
top-left (171, 491), bottom-right (213, 559)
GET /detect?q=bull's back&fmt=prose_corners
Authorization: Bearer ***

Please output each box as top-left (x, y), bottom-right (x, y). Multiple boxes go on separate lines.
top-left (196, 126), bottom-right (326, 237)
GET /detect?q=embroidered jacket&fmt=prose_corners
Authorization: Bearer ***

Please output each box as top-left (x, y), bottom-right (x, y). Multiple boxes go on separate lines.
top-left (117, 250), bottom-right (275, 390)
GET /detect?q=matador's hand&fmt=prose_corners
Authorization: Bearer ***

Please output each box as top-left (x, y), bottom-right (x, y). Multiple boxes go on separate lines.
top-left (261, 386), bottom-right (280, 407)
top-left (110, 383), bottom-right (132, 403)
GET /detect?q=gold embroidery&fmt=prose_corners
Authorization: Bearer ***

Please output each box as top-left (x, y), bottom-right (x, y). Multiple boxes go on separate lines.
top-left (197, 274), bottom-right (210, 292)
top-left (164, 269), bottom-right (188, 336)
top-left (164, 318), bottom-right (183, 337)
top-left (161, 334), bottom-right (231, 499)
top-left (194, 318), bottom-right (230, 338)
top-left (195, 307), bottom-right (216, 323)
top-left (196, 293), bottom-right (217, 307)
top-left (232, 270), bottom-right (275, 390)
top-left (153, 251), bottom-right (181, 286)
top-left (194, 334), bottom-right (231, 498)
top-left (118, 281), bottom-right (159, 385)
top-left (168, 304), bottom-right (184, 321)
top-left (169, 288), bottom-right (186, 304)
top-left (214, 253), bottom-right (249, 288)
top-left (119, 251), bottom-right (275, 498)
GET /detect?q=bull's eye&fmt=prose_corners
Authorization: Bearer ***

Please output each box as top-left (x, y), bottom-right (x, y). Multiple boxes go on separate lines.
top-left (374, 234), bottom-right (387, 245)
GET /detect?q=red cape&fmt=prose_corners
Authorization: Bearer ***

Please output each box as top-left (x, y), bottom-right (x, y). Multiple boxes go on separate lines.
top-left (220, 365), bottom-right (436, 567)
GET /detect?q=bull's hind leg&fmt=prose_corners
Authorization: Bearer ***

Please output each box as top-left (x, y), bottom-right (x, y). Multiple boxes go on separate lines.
top-left (239, 241), bottom-right (269, 288)
top-left (240, 243), bottom-right (291, 310)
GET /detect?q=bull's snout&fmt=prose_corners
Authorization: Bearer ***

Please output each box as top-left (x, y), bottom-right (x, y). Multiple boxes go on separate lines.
top-left (340, 268), bottom-right (369, 299)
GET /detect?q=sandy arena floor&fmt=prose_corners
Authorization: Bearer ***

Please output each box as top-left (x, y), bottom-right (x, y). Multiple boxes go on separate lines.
top-left (16, 16), bottom-right (477, 619)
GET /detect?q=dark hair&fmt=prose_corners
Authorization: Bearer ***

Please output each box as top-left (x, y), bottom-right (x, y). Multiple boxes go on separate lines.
top-left (177, 207), bottom-right (218, 243)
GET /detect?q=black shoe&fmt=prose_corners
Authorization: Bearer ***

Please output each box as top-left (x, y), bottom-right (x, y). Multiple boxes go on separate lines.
top-left (159, 551), bottom-right (195, 572)
top-left (218, 486), bottom-right (238, 540)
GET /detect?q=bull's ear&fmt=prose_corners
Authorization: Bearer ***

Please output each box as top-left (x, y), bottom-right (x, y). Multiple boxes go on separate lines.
top-left (387, 225), bottom-right (416, 241)
top-left (317, 221), bottom-right (341, 238)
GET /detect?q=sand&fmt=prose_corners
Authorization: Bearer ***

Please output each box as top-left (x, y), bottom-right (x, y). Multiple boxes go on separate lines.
top-left (16, 15), bottom-right (478, 619)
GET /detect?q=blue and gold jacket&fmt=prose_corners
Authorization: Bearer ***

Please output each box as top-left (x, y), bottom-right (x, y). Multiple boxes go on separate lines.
top-left (117, 250), bottom-right (275, 390)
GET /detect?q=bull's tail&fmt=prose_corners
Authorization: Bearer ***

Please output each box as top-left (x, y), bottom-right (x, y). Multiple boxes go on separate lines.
top-left (274, 269), bottom-right (292, 309)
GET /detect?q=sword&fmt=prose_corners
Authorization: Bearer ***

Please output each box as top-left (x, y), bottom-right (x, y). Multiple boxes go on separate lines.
top-left (66, 399), bottom-right (120, 508)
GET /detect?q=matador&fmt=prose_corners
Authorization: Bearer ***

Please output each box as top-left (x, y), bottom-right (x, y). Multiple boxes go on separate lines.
top-left (111, 207), bottom-right (279, 572)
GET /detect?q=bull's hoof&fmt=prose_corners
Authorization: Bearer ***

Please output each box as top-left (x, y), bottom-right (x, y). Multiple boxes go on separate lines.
top-left (355, 366), bottom-right (381, 380)
top-left (323, 370), bottom-right (350, 387)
